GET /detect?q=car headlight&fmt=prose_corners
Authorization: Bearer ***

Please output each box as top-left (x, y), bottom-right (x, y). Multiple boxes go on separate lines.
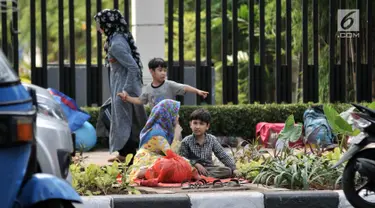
top-left (37, 95), bottom-right (67, 122)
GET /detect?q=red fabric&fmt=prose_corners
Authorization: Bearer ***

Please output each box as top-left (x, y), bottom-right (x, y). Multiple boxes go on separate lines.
top-left (142, 150), bottom-right (196, 186)
top-left (133, 177), bottom-right (250, 187)
top-left (255, 122), bottom-right (304, 148)
top-left (256, 122), bottom-right (285, 147)
top-left (140, 178), bottom-right (159, 187)
top-left (48, 88), bottom-right (78, 110)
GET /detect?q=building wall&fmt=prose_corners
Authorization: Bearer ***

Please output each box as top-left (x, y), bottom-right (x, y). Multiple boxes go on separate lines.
top-left (131, 0), bottom-right (164, 86)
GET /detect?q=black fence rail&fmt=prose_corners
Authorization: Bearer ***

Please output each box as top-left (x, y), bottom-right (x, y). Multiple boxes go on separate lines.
top-left (1, 0), bottom-right (374, 106)
top-left (167, 0), bottom-right (374, 104)
top-left (0, 0), bottom-right (18, 75)
top-left (28, 0), bottom-right (130, 106)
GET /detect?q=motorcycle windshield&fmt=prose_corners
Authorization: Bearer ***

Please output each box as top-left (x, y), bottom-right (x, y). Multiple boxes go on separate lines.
top-left (0, 50), bottom-right (18, 83)
top-left (0, 84), bottom-right (33, 111)
top-left (0, 50), bottom-right (32, 111)
top-left (0, 144), bottom-right (31, 208)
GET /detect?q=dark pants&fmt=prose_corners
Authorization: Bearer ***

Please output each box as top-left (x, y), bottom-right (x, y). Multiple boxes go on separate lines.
top-left (205, 166), bottom-right (233, 179)
top-left (118, 131), bottom-right (138, 165)
top-left (118, 104), bottom-right (146, 165)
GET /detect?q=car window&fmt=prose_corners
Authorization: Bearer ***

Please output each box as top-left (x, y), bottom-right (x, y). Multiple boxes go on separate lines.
top-left (0, 51), bottom-right (18, 83)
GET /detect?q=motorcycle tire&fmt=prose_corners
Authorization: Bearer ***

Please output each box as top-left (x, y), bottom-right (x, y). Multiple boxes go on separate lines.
top-left (31, 199), bottom-right (74, 208)
top-left (342, 153), bottom-right (375, 208)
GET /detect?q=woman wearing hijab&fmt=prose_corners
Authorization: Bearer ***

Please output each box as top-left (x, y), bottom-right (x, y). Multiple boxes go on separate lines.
top-left (128, 99), bottom-right (199, 183)
top-left (94, 9), bottom-right (147, 163)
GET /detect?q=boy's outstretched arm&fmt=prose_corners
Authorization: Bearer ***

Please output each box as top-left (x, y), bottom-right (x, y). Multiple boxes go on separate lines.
top-left (126, 95), bottom-right (144, 105)
top-left (117, 91), bottom-right (145, 105)
top-left (184, 85), bottom-right (209, 98)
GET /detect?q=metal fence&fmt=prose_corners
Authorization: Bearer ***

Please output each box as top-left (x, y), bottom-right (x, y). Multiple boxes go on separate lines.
top-left (0, 0), bottom-right (18, 76)
top-left (1, 0), bottom-right (374, 106)
top-left (167, 0), bottom-right (374, 104)
top-left (29, 0), bottom-right (130, 106)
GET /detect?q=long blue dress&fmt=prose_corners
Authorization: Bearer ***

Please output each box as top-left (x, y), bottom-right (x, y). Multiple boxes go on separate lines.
top-left (107, 32), bottom-right (147, 153)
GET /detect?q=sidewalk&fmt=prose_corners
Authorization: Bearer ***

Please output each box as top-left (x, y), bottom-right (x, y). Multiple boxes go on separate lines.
top-left (78, 147), bottom-right (241, 166)
top-left (74, 149), bottom-right (370, 208)
top-left (78, 148), bottom-right (113, 166)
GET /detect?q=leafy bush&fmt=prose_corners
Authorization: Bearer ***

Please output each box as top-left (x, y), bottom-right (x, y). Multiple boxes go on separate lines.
top-left (323, 104), bottom-right (360, 137)
top-left (236, 145), bottom-right (344, 190)
top-left (277, 115), bottom-right (302, 143)
top-left (70, 154), bottom-right (140, 195)
top-left (83, 103), bottom-right (357, 140)
top-left (234, 105), bottom-right (352, 190)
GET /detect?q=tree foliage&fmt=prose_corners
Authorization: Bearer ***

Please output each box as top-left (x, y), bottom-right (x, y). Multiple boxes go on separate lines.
top-left (18, 0), bottom-right (120, 64)
top-left (17, 0), bottom-right (359, 103)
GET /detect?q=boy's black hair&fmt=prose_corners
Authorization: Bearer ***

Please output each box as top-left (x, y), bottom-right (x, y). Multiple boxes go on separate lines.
top-left (148, 58), bottom-right (167, 70)
top-left (189, 108), bottom-right (211, 124)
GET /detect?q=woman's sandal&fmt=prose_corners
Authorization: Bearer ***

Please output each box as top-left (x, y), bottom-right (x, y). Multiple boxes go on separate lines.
top-left (181, 179), bottom-right (195, 190)
top-left (226, 179), bottom-right (241, 187)
top-left (107, 155), bottom-right (125, 163)
top-left (212, 179), bottom-right (224, 188)
top-left (194, 179), bottom-right (209, 189)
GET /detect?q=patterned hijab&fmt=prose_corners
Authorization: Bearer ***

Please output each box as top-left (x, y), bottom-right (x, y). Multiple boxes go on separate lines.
top-left (139, 99), bottom-right (180, 147)
top-left (94, 9), bottom-right (143, 80)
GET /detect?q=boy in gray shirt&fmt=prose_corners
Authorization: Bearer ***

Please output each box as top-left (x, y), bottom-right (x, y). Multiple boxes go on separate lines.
top-left (118, 58), bottom-right (209, 108)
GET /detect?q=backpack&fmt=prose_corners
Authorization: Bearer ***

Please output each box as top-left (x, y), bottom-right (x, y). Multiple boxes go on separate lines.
top-left (48, 88), bottom-right (91, 132)
top-left (303, 105), bottom-right (335, 147)
top-left (96, 97), bottom-right (111, 138)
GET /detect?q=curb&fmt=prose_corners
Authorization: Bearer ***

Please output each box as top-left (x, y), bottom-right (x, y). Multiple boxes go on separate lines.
top-left (336, 190), bottom-right (353, 208)
top-left (264, 191), bottom-right (339, 208)
top-left (188, 192), bottom-right (264, 208)
top-left (74, 191), bottom-right (355, 208)
top-left (73, 195), bottom-right (113, 208)
top-left (113, 194), bottom-right (191, 208)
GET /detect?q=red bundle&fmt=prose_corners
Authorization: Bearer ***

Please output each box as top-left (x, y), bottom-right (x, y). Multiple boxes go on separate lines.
top-left (143, 149), bottom-right (195, 185)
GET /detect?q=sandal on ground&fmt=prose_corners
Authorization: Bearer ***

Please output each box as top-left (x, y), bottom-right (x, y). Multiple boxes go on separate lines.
top-left (212, 179), bottom-right (224, 188)
top-left (181, 179), bottom-right (196, 190)
top-left (107, 155), bottom-right (125, 163)
top-left (226, 179), bottom-right (241, 187)
top-left (194, 179), bottom-right (209, 189)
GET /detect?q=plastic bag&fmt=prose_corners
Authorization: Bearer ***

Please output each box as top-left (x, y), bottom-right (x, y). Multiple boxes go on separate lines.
top-left (340, 107), bottom-right (356, 144)
top-left (340, 107), bottom-right (356, 126)
top-left (48, 88), bottom-right (90, 131)
top-left (144, 150), bottom-right (195, 183)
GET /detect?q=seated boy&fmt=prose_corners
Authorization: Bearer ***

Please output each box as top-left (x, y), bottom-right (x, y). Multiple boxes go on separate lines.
top-left (179, 108), bottom-right (238, 179)
top-left (118, 58), bottom-right (209, 108)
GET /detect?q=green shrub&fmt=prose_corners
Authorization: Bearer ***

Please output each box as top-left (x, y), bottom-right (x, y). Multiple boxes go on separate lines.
top-left (82, 103), bottom-right (356, 139)
top-left (71, 154), bottom-right (139, 195)
top-left (235, 143), bottom-right (345, 190)
top-left (242, 150), bottom-right (343, 190)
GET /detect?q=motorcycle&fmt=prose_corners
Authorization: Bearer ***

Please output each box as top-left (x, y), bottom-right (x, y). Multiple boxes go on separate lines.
top-left (0, 50), bottom-right (82, 207)
top-left (332, 103), bottom-right (375, 208)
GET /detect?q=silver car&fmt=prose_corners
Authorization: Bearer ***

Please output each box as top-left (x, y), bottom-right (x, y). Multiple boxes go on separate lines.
top-left (22, 83), bottom-right (74, 183)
